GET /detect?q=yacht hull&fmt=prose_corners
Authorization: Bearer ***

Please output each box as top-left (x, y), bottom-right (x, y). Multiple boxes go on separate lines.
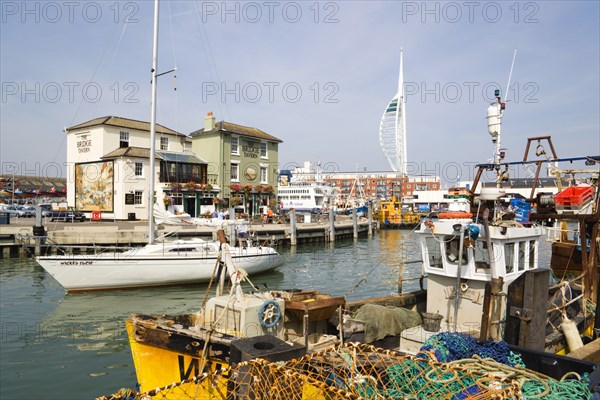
top-left (36, 247), bottom-right (283, 291)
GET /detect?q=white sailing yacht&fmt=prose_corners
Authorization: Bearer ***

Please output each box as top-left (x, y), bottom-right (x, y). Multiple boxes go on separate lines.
top-left (36, 1), bottom-right (283, 292)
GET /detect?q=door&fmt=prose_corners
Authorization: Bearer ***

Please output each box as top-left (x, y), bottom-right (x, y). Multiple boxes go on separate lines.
top-left (185, 197), bottom-right (196, 217)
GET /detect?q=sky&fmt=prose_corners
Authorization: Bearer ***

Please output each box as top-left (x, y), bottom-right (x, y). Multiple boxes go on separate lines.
top-left (1, 0), bottom-right (599, 185)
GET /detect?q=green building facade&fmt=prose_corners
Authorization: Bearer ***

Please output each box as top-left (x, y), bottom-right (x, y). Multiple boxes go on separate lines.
top-left (191, 113), bottom-right (282, 215)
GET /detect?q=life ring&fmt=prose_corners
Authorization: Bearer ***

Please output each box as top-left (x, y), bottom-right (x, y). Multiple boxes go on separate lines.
top-left (438, 212), bottom-right (473, 219)
top-left (91, 210), bottom-right (101, 221)
top-left (258, 300), bottom-right (281, 328)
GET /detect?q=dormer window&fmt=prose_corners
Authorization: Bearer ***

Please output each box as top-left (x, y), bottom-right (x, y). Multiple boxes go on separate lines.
top-left (120, 131), bottom-right (129, 148)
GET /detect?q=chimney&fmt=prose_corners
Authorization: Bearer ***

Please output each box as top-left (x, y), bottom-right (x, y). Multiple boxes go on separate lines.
top-left (204, 112), bottom-right (216, 131)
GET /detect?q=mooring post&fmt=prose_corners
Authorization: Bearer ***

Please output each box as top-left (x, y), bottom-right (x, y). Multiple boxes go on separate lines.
top-left (352, 207), bottom-right (358, 239)
top-left (329, 209), bottom-right (335, 242)
top-left (367, 203), bottom-right (373, 236)
top-left (33, 206), bottom-right (46, 256)
top-left (290, 209), bottom-right (297, 246)
top-left (229, 208), bottom-right (235, 244)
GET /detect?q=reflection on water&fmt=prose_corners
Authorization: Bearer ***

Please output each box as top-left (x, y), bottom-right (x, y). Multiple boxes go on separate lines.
top-left (0, 231), bottom-right (421, 399)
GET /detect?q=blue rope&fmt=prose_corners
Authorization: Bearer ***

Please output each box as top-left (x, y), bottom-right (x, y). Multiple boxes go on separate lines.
top-left (418, 332), bottom-right (524, 367)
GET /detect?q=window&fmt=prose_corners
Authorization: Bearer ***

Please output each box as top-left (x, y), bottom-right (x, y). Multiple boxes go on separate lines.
top-left (230, 163), bottom-right (239, 181)
top-left (518, 242), bottom-right (526, 271)
top-left (473, 241), bottom-right (491, 272)
top-left (505, 243), bottom-right (515, 274)
top-left (134, 162), bottom-right (143, 176)
top-left (134, 190), bottom-right (143, 205)
top-left (425, 237), bottom-right (443, 269)
top-left (160, 137), bottom-right (168, 150)
top-left (444, 236), bottom-right (468, 265)
top-left (170, 193), bottom-right (183, 206)
top-left (260, 165), bottom-right (268, 183)
top-left (120, 131), bottom-right (129, 148)
top-left (528, 240), bottom-right (536, 269)
top-left (260, 142), bottom-right (267, 158)
top-left (231, 136), bottom-right (239, 155)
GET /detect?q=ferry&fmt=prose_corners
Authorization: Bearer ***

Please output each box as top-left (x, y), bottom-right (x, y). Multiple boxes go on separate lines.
top-left (277, 170), bottom-right (335, 213)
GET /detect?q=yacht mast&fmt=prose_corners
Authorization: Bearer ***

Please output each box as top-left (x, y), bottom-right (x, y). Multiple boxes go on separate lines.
top-left (148, 0), bottom-right (159, 244)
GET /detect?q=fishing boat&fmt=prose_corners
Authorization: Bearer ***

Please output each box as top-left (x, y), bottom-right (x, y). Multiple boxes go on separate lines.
top-left (35, 0), bottom-right (283, 292)
top-left (398, 92), bottom-right (599, 356)
top-left (376, 195), bottom-right (420, 228)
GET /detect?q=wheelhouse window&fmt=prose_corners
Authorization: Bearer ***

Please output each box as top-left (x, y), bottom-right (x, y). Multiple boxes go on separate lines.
top-left (260, 142), bottom-right (268, 158)
top-left (231, 136), bottom-right (239, 155)
top-left (528, 240), bottom-right (536, 269)
top-left (120, 131), bottom-right (129, 148)
top-left (518, 242), bottom-right (526, 271)
top-left (444, 236), bottom-right (468, 265)
top-left (425, 237), bottom-right (443, 269)
top-left (160, 137), bottom-right (168, 150)
top-left (134, 162), bottom-right (143, 176)
top-left (505, 243), bottom-right (515, 274)
top-left (473, 241), bottom-right (492, 272)
top-left (134, 190), bottom-right (143, 205)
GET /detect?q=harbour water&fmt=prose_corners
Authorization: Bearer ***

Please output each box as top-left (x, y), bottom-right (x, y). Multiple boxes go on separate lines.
top-left (0, 230), bottom-right (423, 400)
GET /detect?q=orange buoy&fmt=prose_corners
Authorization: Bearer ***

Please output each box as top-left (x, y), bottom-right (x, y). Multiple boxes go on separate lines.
top-left (438, 212), bottom-right (473, 219)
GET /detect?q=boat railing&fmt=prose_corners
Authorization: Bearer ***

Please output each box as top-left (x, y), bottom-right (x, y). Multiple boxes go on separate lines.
top-left (545, 225), bottom-right (580, 244)
top-left (17, 233), bottom-right (135, 256)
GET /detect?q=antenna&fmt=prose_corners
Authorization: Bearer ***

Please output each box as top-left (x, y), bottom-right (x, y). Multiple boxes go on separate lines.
top-left (504, 49), bottom-right (517, 102)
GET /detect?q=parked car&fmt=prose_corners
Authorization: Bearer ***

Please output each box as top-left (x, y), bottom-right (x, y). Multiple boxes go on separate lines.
top-left (49, 208), bottom-right (86, 222)
top-left (3, 206), bottom-right (30, 217)
top-left (16, 206), bottom-right (35, 217)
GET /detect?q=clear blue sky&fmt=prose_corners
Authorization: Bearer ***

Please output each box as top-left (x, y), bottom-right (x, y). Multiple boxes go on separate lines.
top-left (1, 1), bottom-right (599, 183)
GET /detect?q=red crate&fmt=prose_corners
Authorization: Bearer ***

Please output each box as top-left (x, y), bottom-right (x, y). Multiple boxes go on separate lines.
top-left (555, 186), bottom-right (594, 207)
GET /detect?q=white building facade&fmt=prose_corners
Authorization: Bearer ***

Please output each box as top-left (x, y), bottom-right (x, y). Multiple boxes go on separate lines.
top-left (65, 116), bottom-right (206, 220)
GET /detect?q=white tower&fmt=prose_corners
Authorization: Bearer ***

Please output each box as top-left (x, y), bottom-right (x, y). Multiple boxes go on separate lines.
top-left (379, 49), bottom-right (408, 174)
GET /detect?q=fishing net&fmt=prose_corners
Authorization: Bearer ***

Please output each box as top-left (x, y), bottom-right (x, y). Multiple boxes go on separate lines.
top-left (98, 340), bottom-right (593, 400)
top-left (419, 333), bottom-right (593, 400)
top-left (419, 332), bottom-right (525, 367)
top-left (99, 342), bottom-right (518, 399)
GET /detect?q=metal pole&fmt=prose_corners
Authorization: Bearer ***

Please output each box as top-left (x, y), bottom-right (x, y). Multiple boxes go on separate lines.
top-left (147, 0), bottom-right (159, 244)
top-left (453, 225), bottom-right (466, 332)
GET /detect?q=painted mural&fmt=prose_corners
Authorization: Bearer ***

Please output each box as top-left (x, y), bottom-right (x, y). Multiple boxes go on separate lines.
top-left (75, 161), bottom-right (114, 212)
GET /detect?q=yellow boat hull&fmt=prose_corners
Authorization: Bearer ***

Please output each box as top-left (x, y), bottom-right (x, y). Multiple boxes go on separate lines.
top-left (126, 321), bottom-right (229, 396)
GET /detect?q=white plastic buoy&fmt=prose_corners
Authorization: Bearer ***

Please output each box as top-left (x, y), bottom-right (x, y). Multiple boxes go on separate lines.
top-left (560, 314), bottom-right (584, 352)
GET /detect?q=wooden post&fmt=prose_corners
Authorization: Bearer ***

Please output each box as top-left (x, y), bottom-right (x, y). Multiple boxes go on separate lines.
top-left (352, 207), bottom-right (358, 239)
top-left (290, 209), bottom-right (297, 246)
top-left (367, 203), bottom-right (373, 236)
top-left (504, 269), bottom-right (549, 350)
top-left (338, 305), bottom-right (344, 345)
top-left (329, 209), bottom-right (335, 242)
top-left (303, 312), bottom-right (309, 349)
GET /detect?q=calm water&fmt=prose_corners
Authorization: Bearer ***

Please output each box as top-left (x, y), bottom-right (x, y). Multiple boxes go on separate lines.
top-left (0, 230), bottom-right (424, 400)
